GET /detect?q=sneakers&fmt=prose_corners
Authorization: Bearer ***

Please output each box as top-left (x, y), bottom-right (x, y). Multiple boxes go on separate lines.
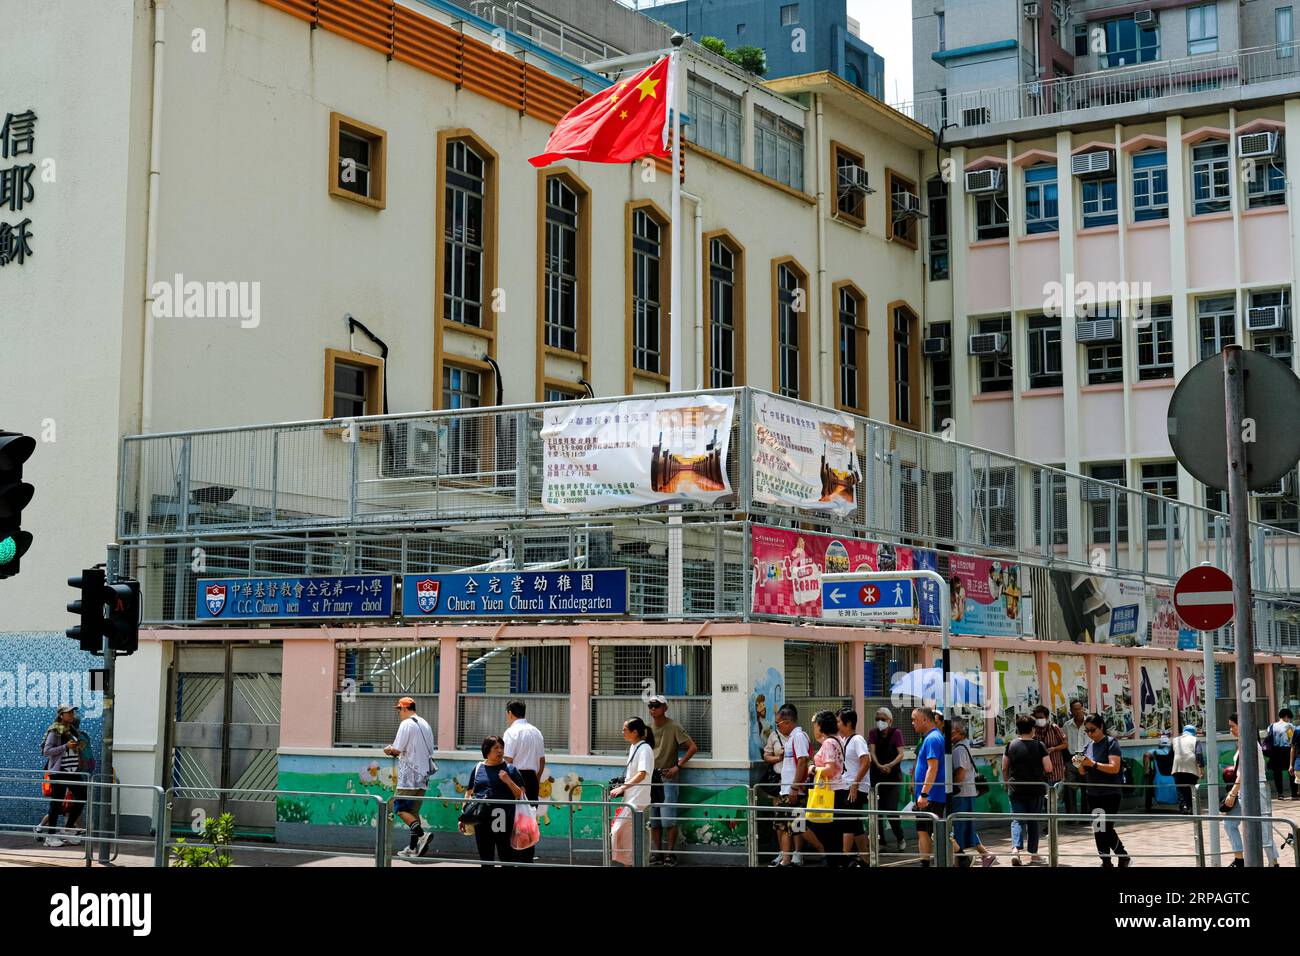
top-left (790, 851), bottom-right (804, 866)
top-left (1011, 848), bottom-right (1022, 866)
top-left (1029, 854), bottom-right (1044, 865)
top-left (396, 846), bottom-right (418, 860)
top-left (981, 854), bottom-right (999, 868)
top-left (897, 839), bottom-right (907, 852)
top-left (661, 853), bottom-right (678, 867)
top-left (416, 832), bottom-right (433, 858)
top-left (768, 856), bottom-right (786, 867)
top-left (43, 836), bottom-right (65, 848)
top-left (59, 828), bottom-right (82, 846)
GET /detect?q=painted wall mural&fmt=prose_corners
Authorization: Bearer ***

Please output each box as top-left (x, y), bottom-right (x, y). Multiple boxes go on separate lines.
top-left (1047, 655), bottom-right (1089, 724)
top-left (1097, 657), bottom-right (1136, 738)
top-left (1138, 660), bottom-right (1172, 738)
top-left (750, 666), bottom-right (783, 762)
top-left (991, 652), bottom-right (1040, 744)
top-left (1174, 660), bottom-right (1206, 733)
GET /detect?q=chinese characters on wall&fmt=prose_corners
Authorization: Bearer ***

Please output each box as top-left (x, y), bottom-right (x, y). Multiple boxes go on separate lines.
top-left (0, 109), bottom-right (37, 267)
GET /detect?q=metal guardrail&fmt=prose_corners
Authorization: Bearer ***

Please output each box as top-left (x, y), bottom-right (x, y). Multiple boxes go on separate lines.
top-left (896, 41), bottom-right (1300, 133)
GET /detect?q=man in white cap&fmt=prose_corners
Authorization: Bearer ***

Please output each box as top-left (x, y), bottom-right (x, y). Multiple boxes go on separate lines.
top-left (1171, 724), bottom-right (1204, 815)
top-left (647, 693), bottom-right (697, 866)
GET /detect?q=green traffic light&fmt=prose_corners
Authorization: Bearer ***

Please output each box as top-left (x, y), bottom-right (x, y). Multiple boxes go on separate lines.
top-left (0, 536), bottom-right (14, 565)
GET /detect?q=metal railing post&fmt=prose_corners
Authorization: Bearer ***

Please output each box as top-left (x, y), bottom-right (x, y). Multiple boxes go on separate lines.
top-left (348, 430), bottom-right (359, 522)
top-left (1048, 782), bottom-right (1060, 868)
top-left (601, 798), bottom-right (611, 866)
top-left (746, 785), bottom-right (758, 868)
top-left (632, 809), bottom-right (646, 867)
top-left (1191, 787), bottom-right (1205, 867)
top-left (868, 782), bottom-right (880, 867)
top-left (375, 796), bottom-right (389, 867)
top-left (934, 815), bottom-right (949, 867)
top-left (153, 787), bottom-right (167, 868)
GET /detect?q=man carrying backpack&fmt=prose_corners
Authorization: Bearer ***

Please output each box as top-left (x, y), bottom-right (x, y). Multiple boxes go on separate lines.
top-left (384, 697), bottom-right (437, 860)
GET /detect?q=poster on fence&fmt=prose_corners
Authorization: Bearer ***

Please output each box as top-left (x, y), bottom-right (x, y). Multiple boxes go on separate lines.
top-left (992, 651), bottom-right (1041, 744)
top-left (541, 395), bottom-right (734, 512)
top-left (1138, 660), bottom-right (1172, 738)
top-left (750, 524), bottom-right (939, 625)
top-left (751, 392), bottom-right (859, 516)
top-left (1149, 586), bottom-right (1180, 649)
top-left (948, 554), bottom-right (1022, 637)
top-left (1048, 570), bottom-right (1146, 645)
top-left (1048, 654), bottom-right (1089, 724)
top-left (1175, 660), bottom-right (1206, 733)
top-left (1098, 657), bottom-right (1136, 738)
top-left (903, 647), bottom-right (985, 746)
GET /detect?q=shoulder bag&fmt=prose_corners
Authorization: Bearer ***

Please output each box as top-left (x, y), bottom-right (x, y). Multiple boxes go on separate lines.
top-left (458, 762), bottom-right (489, 829)
top-left (958, 742), bottom-right (989, 797)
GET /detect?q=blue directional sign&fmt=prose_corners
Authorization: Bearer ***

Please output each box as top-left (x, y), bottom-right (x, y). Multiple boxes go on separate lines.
top-left (198, 575), bottom-right (395, 621)
top-left (402, 569), bottom-right (628, 618)
top-left (821, 576), bottom-right (914, 622)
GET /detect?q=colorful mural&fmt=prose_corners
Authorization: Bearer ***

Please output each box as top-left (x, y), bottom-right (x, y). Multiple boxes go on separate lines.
top-left (1138, 660), bottom-right (1172, 738)
top-left (1174, 660), bottom-right (1206, 733)
top-left (991, 652), bottom-right (1040, 745)
top-left (750, 667), bottom-right (783, 762)
top-left (1047, 655), bottom-right (1089, 724)
top-left (1097, 657), bottom-right (1136, 738)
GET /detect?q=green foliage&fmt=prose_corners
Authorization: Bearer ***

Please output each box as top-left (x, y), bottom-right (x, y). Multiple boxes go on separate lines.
top-left (170, 812), bottom-right (235, 867)
top-left (697, 36), bottom-right (767, 76)
top-left (276, 797), bottom-right (311, 823)
top-left (340, 802), bottom-right (375, 827)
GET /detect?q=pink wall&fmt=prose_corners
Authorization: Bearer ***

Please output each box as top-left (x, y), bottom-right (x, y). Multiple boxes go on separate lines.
top-left (1242, 209), bottom-right (1291, 285)
top-left (1017, 237), bottom-right (1059, 309)
top-left (280, 640), bottom-right (336, 749)
top-left (1132, 385), bottom-right (1176, 456)
top-left (1186, 216), bottom-right (1236, 289)
top-left (1075, 231), bottom-right (1121, 292)
top-left (1019, 392), bottom-right (1065, 461)
top-left (1078, 390), bottom-right (1126, 459)
top-left (966, 244), bottom-right (1012, 313)
top-left (1125, 224), bottom-right (1172, 295)
top-left (970, 396), bottom-right (1015, 454)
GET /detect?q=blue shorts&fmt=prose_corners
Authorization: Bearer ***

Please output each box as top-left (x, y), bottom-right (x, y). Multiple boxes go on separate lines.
top-left (394, 788), bottom-right (425, 814)
top-left (650, 781), bottom-right (680, 826)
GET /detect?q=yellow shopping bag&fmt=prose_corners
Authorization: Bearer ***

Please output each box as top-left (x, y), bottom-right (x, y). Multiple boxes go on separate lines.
top-left (805, 767), bottom-right (835, 823)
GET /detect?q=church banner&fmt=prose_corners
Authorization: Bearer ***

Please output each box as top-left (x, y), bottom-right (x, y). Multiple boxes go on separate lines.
top-left (751, 392), bottom-right (859, 516)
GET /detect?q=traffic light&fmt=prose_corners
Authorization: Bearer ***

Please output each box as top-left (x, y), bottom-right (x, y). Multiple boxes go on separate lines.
top-left (67, 568), bottom-right (105, 653)
top-left (104, 579), bottom-right (141, 655)
top-left (0, 431), bottom-right (35, 579)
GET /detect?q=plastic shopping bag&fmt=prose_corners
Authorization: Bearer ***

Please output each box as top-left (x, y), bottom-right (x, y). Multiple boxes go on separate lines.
top-left (510, 802), bottom-right (540, 851)
top-left (805, 768), bottom-right (835, 823)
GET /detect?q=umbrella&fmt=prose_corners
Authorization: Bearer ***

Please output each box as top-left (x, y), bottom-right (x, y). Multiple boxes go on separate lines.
top-left (889, 667), bottom-right (983, 707)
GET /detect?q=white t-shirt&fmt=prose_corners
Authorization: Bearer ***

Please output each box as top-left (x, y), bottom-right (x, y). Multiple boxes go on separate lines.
top-left (392, 715), bottom-right (434, 790)
top-left (1065, 718), bottom-right (1090, 755)
top-left (503, 718), bottom-right (545, 772)
top-left (622, 741), bottom-right (655, 810)
top-left (779, 727), bottom-right (812, 795)
top-left (1172, 733), bottom-right (1201, 775)
top-left (841, 734), bottom-right (870, 787)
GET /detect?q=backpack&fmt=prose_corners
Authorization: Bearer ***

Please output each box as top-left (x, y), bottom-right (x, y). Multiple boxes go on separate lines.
top-left (957, 742), bottom-right (989, 798)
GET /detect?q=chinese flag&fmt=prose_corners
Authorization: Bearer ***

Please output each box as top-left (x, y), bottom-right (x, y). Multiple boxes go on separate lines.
top-left (529, 57), bottom-right (672, 168)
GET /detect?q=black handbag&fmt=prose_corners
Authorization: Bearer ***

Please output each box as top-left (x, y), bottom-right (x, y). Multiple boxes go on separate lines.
top-left (459, 762), bottom-right (488, 827)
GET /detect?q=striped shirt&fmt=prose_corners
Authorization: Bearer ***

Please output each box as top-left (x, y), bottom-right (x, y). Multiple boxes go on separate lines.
top-left (1034, 722), bottom-right (1067, 782)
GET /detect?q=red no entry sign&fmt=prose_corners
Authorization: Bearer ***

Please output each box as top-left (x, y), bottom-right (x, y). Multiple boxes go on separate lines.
top-left (1173, 565), bottom-right (1235, 631)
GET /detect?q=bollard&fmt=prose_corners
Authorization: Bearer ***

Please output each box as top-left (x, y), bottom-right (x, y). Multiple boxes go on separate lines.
top-left (746, 786), bottom-right (758, 868)
top-left (868, 783), bottom-right (880, 867)
top-left (1191, 788), bottom-right (1204, 868)
top-left (1047, 783), bottom-right (1059, 868)
top-left (152, 789), bottom-right (167, 869)
top-left (934, 816), bottom-right (949, 868)
top-left (633, 810), bottom-right (646, 867)
top-left (375, 799), bottom-right (390, 867)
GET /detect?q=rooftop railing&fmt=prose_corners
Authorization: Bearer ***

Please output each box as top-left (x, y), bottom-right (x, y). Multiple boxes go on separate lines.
top-left (895, 41), bottom-right (1300, 133)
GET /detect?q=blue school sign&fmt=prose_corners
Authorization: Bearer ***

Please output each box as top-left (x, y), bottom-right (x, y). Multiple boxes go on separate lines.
top-left (197, 575), bottom-right (395, 621)
top-left (402, 569), bottom-right (628, 618)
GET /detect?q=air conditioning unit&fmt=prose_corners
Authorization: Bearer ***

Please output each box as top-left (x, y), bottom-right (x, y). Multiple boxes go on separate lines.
top-left (923, 336), bottom-right (950, 357)
top-left (1247, 305), bottom-right (1286, 331)
top-left (1238, 131), bottom-right (1279, 159)
top-left (968, 332), bottom-right (1009, 355)
top-left (380, 420), bottom-right (448, 478)
top-left (1076, 318), bottom-right (1121, 342)
top-left (1024, 2), bottom-right (1041, 18)
top-left (1133, 9), bottom-right (1156, 29)
top-left (964, 168), bottom-right (1004, 194)
top-left (1252, 472), bottom-right (1294, 498)
top-left (975, 486), bottom-right (1008, 509)
top-left (1081, 483), bottom-right (1117, 501)
top-left (1071, 151), bottom-right (1113, 177)
top-left (962, 106), bottom-right (992, 127)
top-left (838, 163), bottom-right (875, 194)
top-left (895, 191), bottom-right (925, 217)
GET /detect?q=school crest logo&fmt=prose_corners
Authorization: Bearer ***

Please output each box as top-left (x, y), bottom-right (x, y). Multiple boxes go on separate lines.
top-left (205, 584), bottom-right (227, 616)
top-left (415, 578), bottom-right (440, 614)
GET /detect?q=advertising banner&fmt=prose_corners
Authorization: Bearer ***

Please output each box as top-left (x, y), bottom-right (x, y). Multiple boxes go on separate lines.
top-left (1174, 660), bottom-right (1206, 733)
top-left (992, 651), bottom-right (1041, 744)
top-left (1047, 654), bottom-right (1089, 723)
top-left (948, 555), bottom-right (1022, 637)
top-left (751, 393), bottom-right (859, 516)
top-left (1149, 586), bottom-right (1180, 649)
top-left (750, 524), bottom-right (938, 625)
top-left (541, 395), bottom-right (734, 512)
top-left (1138, 660), bottom-right (1172, 738)
top-left (1097, 657), bottom-right (1136, 738)
top-left (197, 575), bottom-right (394, 621)
top-left (1049, 570), bottom-right (1146, 645)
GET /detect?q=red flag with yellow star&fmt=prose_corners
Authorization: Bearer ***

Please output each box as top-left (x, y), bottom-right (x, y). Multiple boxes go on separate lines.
top-left (529, 57), bottom-right (671, 168)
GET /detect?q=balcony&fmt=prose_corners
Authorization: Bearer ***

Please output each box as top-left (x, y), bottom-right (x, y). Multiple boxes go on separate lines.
top-left (897, 42), bottom-right (1300, 137)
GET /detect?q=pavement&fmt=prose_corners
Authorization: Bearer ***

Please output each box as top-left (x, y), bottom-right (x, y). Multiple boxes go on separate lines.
top-left (2, 796), bottom-right (1298, 867)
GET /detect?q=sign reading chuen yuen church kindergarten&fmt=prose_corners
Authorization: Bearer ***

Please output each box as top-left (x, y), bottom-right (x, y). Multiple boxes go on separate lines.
top-left (0, 109), bottom-right (37, 268)
top-left (402, 569), bottom-right (628, 618)
top-left (197, 575), bottom-right (395, 621)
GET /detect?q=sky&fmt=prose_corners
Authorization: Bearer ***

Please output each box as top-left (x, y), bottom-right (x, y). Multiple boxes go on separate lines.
top-left (848, 0), bottom-right (914, 104)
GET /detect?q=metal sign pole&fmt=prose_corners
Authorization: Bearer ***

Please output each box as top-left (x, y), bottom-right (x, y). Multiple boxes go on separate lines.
top-left (1224, 347), bottom-right (1262, 867)
top-left (1201, 619), bottom-right (1220, 866)
top-left (99, 543), bottom-right (119, 867)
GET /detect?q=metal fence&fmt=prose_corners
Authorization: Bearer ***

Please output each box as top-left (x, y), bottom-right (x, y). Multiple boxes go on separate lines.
top-left (896, 41), bottom-right (1300, 133)
top-left (590, 696), bottom-right (712, 754)
top-left (457, 694), bottom-right (570, 751)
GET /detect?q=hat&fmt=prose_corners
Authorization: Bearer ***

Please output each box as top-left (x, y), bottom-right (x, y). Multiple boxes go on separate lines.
top-left (395, 696), bottom-right (416, 709)
top-left (57, 705), bottom-right (77, 715)
top-left (647, 694), bottom-right (668, 707)
top-left (1183, 725), bottom-right (1198, 735)
top-left (1159, 735), bottom-right (1170, 747)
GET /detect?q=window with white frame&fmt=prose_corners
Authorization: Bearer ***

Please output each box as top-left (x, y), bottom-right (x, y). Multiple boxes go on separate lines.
top-left (1279, 7), bottom-right (1295, 58)
top-left (1197, 295), bottom-right (1236, 360)
top-left (1102, 16), bottom-right (1159, 68)
top-left (1088, 462), bottom-right (1129, 545)
top-left (928, 177), bottom-right (950, 280)
top-left (1187, 4), bottom-right (1218, 54)
top-left (1024, 163), bottom-right (1059, 234)
top-left (1034, 469), bottom-right (1069, 548)
top-left (755, 108), bottom-right (804, 191)
top-left (709, 237), bottom-right (739, 388)
top-left (1192, 141), bottom-right (1231, 215)
top-left (975, 191), bottom-right (1010, 241)
top-left (686, 74), bottom-right (742, 163)
top-left (1136, 302), bottom-right (1174, 380)
top-left (543, 176), bottom-right (580, 353)
top-left (1246, 143), bottom-right (1287, 209)
top-left (977, 315), bottom-right (1013, 393)
top-left (1084, 303), bottom-right (1124, 385)
top-left (1027, 314), bottom-right (1063, 389)
top-left (442, 365), bottom-right (482, 476)
top-left (1141, 461), bottom-right (1180, 541)
top-left (632, 208), bottom-right (664, 375)
top-left (777, 262), bottom-right (805, 398)
top-left (929, 322), bottom-right (953, 432)
top-left (444, 140), bottom-right (487, 327)
top-left (1132, 148), bottom-right (1169, 221)
top-left (780, 3), bottom-right (799, 26)
top-left (1205, 486), bottom-right (1228, 539)
top-left (1081, 175), bottom-right (1118, 228)
top-left (1250, 288), bottom-right (1292, 364)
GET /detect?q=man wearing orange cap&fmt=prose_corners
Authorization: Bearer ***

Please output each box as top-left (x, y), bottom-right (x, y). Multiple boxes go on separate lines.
top-left (384, 697), bottom-right (436, 860)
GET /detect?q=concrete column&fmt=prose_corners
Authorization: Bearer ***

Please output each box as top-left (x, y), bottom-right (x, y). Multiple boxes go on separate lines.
top-left (280, 639), bottom-right (335, 749)
top-left (115, 640), bottom-right (172, 822)
top-left (438, 638), bottom-right (457, 751)
top-left (981, 645), bottom-right (996, 746)
top-left (712, 632), bottom-right (787, 763)
top-left (850, 640), bottom-right (866, 715)
top-left (569, 635), bottom-right (591, 755)
top-left (950, 146), bottom-right (973, 434)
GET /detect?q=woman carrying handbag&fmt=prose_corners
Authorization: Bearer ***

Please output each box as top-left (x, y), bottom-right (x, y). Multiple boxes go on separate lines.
top-left (459, 735), bottom-right (526, 866)
top-left (609, 717), bottom-right (656, 866)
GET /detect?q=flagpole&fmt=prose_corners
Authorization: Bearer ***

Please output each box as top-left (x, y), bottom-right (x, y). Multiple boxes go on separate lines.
top-left (667, 33), bottom-right (685, 620)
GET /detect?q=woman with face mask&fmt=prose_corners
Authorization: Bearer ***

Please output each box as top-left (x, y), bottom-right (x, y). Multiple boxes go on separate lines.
top-left (867, 707), bottom-right (906, 852)
top-left (1031, 704), bottom-right (1067, 794)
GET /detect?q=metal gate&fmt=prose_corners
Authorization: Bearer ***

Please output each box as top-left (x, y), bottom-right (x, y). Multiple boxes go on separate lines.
top-left (167, 643), bottom-right (282, 834)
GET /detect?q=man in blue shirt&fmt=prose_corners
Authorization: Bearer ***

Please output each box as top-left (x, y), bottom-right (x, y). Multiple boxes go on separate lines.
top-left (911, 706), bottom-right (947, 866)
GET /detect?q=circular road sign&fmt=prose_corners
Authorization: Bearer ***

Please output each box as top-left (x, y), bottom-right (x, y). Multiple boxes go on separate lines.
top-left (1167, 348), bottom-right (1300, 491)
top-left (859, 585), bottom-right (880, 605)
top-left (1173, 565), bottom-right (1235, 632)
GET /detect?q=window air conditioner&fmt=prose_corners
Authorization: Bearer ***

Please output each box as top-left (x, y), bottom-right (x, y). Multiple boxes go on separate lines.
top-left (1071, 151), bottom-right (1113, 177)
top-left (1237, 131), bottom-right (1279, 159)
top-left (380, 420), bottom-right (448, 478)
top-left (968, 332), bottom-right (1009, 355)
top-left (1024, 2), bottom-right (1041, 18)
top-left (1247, 305), bottom-right (1286, 332)
top-left (1251, 472), bottom-right (1294, 498)
top-left (1133, 9), bottom-right (1156, 29)
top-left (1080, 483), bottom-right (1116, 502)
top-left (962, 106), bottom-right (992, 127)
top-left (1076, 319), bottom-right (1121, 343)
top-left (895, 191), bottom-right (925, 217)
top-left (923, 336), bottom-right (950, 357)
top-left (838, 164), bottom-right (875, 194)
top-left (964, 168), bottom-right (1004, 193)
